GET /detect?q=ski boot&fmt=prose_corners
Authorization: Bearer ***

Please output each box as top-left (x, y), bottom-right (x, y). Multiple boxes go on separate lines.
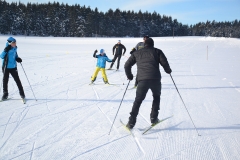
top-left (20, 94), bottom-right (25, 99)
top-left (126, 122), bottom-right (134, 130)
top-left (104, 81), bottom-right (110, 85)
top-left (151, 118), bottom-right (160, 125)
top-left (89, 80), bottom-right (94, 85)
top-left (1, 93), bottom-right (8, 101)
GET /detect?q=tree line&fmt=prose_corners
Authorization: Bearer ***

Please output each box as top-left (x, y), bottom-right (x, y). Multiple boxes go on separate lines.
top-left (0, 0), bottom-right (239, 38)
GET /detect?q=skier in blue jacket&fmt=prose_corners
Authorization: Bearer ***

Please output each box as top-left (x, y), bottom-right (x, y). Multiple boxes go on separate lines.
top-left (90, 49), bottom-right (114, 84)
top-left (0, 37), bottom-right (25, 100)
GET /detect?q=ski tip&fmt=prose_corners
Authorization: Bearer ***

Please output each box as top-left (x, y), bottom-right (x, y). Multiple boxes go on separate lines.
top-left (22, 99), bottom-right (26, 104)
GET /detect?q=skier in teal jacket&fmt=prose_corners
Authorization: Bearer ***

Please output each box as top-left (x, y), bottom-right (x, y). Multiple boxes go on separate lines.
top-left (0, 37), bottom-right (25, 100)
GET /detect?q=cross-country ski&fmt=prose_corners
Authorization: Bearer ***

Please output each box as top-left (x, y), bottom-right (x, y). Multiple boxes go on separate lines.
top-left (142, 115), bottom-right (173, 135)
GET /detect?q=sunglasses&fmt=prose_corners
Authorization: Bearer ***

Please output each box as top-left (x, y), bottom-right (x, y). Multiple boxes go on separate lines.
top-left (8, 41), bottom-right (16, 44)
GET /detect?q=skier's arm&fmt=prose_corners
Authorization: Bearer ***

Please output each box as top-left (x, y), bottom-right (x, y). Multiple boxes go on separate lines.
top-left (123, 45), bottom-right (126, 55)
top-left (93, 49), bottom-right (98, 58)
top-left (106, 57), bottom-right (113, 62)
top-left (15, 52), bottom-right (22, 63)
top-left (124, 54), bottom-right (136, 80)
top-left (112, 44), bottom-right (116, 55)
top-left (130, 48), bottom-right (136, 54)
top-left (0, 45), bottom-right (11, 59)
top-left (135, 42), bottom-right (141, 50)
top-left (158, 49), bottom-right (172, 74)
top-left (0, 51), bottom-right (6, 59)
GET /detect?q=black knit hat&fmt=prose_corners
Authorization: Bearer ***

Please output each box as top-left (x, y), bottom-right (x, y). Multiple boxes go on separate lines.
top-left (145, 38), bottom-right (154, 47)
top-left (143, 35), bottom-right (149, 39)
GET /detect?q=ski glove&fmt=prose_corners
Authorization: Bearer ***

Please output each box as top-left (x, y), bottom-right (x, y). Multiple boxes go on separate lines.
top-left (130, 48), bottom-right (136, 54)
top-left (16, 57), bottom-right (22, 63)
top-left (4, 45), bottom-right (11, 52)
top-left (127, 74), bottom-right (133, 80)
top-left (165, 69), bottom-right (172, 74)
top-left (112, 59), bottom-right (115, 62)
top-left (94, 49), bottom-right (98, 54)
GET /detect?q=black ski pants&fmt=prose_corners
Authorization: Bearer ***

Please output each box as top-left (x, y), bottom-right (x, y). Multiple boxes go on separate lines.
top-left (2, 67), bottom-right (24, 95)
top-left (128, 79), bottom-right (161, 126)
top-left (110, 54), bottom-right (122, 69)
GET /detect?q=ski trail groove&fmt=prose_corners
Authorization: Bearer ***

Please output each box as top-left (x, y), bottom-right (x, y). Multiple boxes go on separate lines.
top-left (91, 85), bottom-right (100, 100)
top-left (132, 134), bottom-right (146, 156)
top-left (30, 142), bottom-right (35, 160)
top-left (139, 112), bottom-right (151, 125)
top-left (229, 82), bottom-right (240, 93)
top-left (2, 112), bottom-right (14, 138)
top-left (0, 108), bottom-right (29, 150)
top-left (91, 84), bottom-right (125, 133)
top-left (72, 135), bottom-right (129, 159)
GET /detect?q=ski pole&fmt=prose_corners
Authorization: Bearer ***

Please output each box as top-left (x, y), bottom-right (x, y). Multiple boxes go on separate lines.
top-left (20, 63), bottom-right (37, 101)
top-left (170, 74), bottom-right (201, 136)
top-left (0, 80), bottom-right (2, 93)
top-left (0, 61), bottom-right (8, 94)
top-left (108, 80), bottom-right (131, 135)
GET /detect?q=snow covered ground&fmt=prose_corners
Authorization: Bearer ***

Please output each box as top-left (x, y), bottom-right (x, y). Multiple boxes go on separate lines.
top-left (0, 36), bottom-right (240, 160)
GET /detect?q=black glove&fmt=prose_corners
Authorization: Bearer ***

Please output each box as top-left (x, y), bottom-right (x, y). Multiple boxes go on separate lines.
top-left (130, 48), bottom-right (136, 54)
top-left (16, 57), bottom-right (22, 63)
top-left (4, 45), bottom-right (11, 52)
top-left (94, 49), bottom-right (98, 54)
top-left (127, 74), bottom-right (133, 80)
top-left (166, 69), bottom-right (172, 74)
top-left (112, 59), bottom-right (115, 62)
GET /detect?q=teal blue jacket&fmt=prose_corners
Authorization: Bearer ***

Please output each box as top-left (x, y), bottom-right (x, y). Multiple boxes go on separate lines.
top-left (93, 53), bottom-right (112, 68)
top-left (1, 43), bottom-right (19, 68)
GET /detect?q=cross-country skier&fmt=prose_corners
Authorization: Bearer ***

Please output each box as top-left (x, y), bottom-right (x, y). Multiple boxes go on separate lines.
top-left (108, 40), bottom-right (126, 71)
top-left (124, 38), bottom-right (172, 129)
top-left (130, 35), bottom-right (149, 55)
top-left (0, 37), bottom-right (25, 101)
top-left (90, 49), bottom-right (114, 84)
top-left (129, 35), bottom-right (149, 88)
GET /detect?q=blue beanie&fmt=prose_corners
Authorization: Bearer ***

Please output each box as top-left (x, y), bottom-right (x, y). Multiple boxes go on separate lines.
top-left (7, 37), bottom-right (16, 43)
top-left (100, 49), bottom-right (105, 54)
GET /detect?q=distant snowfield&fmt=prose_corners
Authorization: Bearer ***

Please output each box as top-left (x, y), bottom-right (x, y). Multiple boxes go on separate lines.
top-left (0, 36), bottom-right (240, 160)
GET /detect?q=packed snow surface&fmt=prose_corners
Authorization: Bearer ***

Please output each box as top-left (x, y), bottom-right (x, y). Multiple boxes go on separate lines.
top-left (0, 36), bottom-right (240, 160)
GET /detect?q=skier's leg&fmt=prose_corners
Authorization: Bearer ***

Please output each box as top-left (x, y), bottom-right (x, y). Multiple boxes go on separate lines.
top-left (2, 68), bottom-right (10, 94)
top-left (128, 80), bottom-right (149, 128)
top-left (91, 67), bottom-right (100, 82)
top-left (110, 54), bottom-right (118, 69)
top-left (100, 68), bottom-right (108, 83)
top-left (10, 68), bottom-right (25, 97)
top-left (149, 80), bottom-right (161, 123)
top-left (116, 55), bottom-right (122, 69)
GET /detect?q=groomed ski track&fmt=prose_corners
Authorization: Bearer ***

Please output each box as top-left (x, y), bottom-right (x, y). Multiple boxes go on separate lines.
top-left (0, 36), bottom-right (240, 160)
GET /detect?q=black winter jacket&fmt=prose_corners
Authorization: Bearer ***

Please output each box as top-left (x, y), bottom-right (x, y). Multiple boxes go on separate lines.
top-left (124, 46), bottom-right (172, 81)
top-left (113, 44), bottom-right (126, 55)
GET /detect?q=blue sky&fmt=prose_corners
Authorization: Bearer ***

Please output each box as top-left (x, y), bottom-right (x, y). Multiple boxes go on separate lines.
top-left (6, 0), bottom-right (240, 25)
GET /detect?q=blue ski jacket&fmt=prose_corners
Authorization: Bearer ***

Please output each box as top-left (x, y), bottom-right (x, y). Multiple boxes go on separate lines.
top-left (1, 43), bottom-right (19, 68)
top-left (93, 53), bottom-right (112, 68)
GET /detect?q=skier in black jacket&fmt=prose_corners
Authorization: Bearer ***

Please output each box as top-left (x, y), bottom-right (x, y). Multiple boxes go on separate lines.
top-left (124, 38), bottom-right (172, 129)
top-left (108, 40), bottom-right (126, 71)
